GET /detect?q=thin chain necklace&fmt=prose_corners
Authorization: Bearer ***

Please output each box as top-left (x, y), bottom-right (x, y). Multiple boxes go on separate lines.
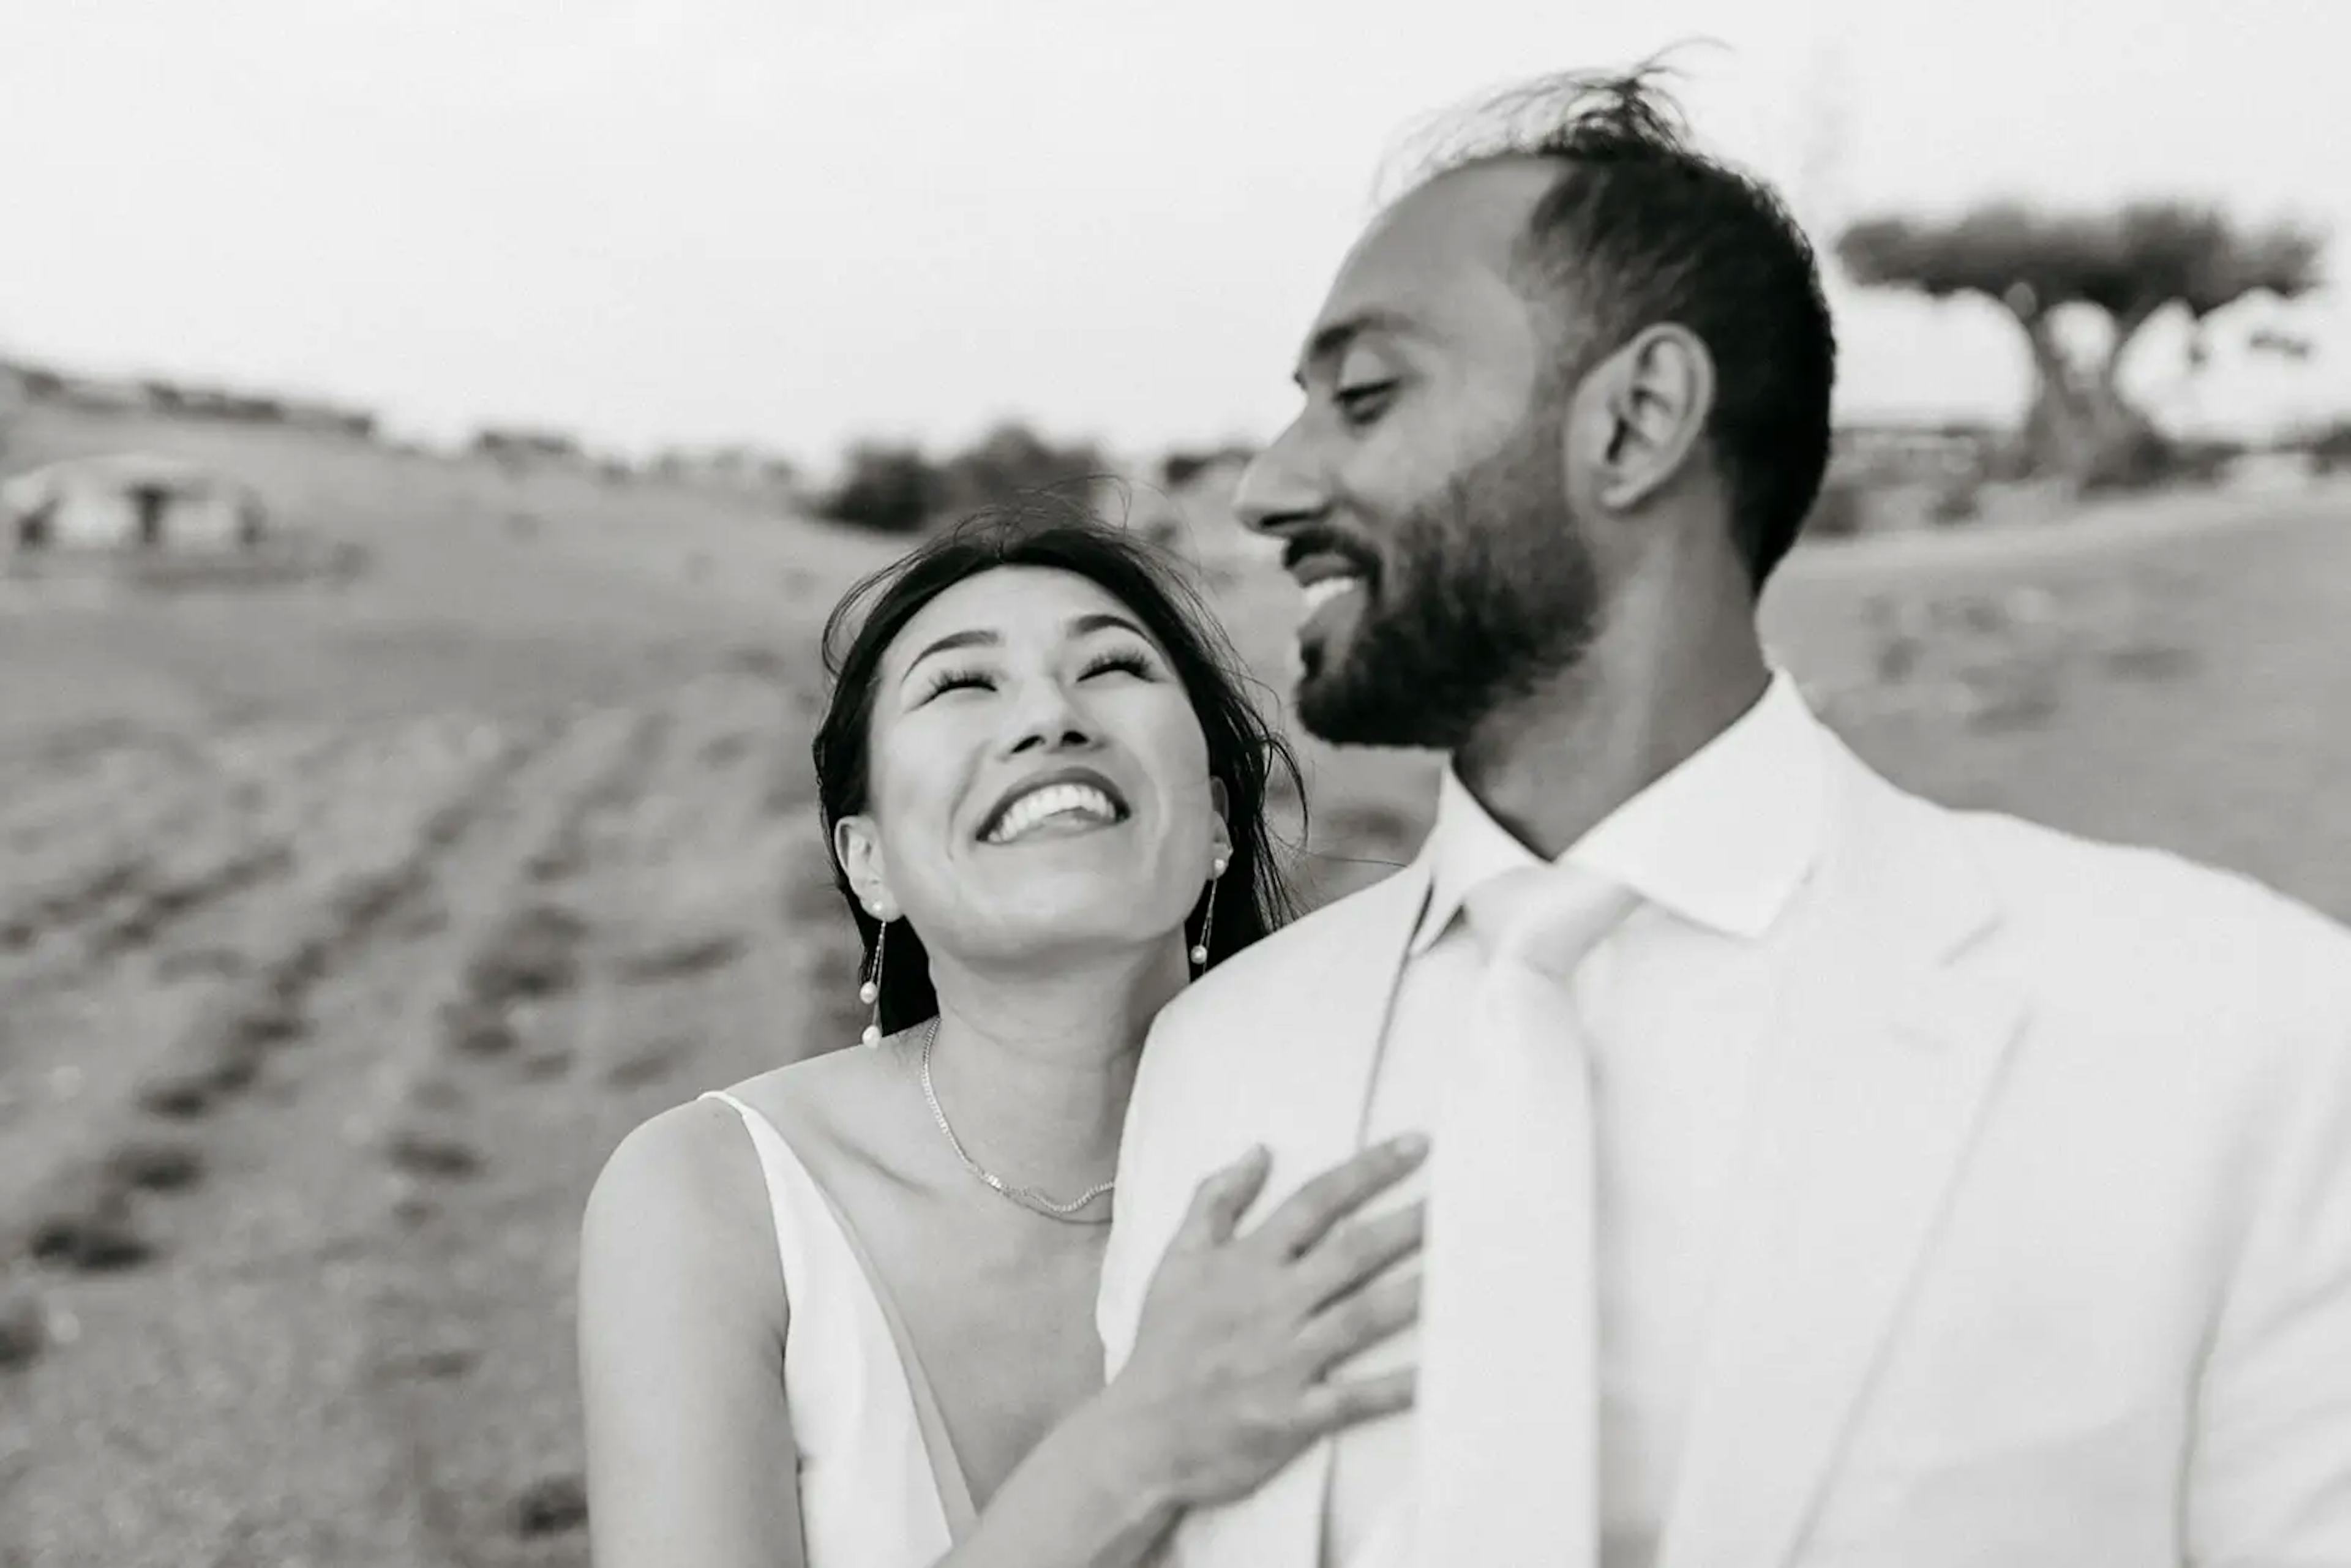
top-left (916, 1016), bottom-right (1116, 1225)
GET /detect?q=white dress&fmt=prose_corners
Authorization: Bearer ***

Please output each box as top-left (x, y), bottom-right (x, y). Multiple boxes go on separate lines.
top-left (700, 1089), bottom-right (978, 1566)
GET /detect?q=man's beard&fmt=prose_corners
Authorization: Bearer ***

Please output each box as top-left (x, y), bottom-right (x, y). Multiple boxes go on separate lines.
top-left (1295, 415), bottom-right (1602, 751)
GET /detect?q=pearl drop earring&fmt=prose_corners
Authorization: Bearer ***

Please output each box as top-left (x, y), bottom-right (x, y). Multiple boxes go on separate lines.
top-left (859, 920), bottom-right (888, 1046)
top-left (1190, 855), bottom-right (1228, 969)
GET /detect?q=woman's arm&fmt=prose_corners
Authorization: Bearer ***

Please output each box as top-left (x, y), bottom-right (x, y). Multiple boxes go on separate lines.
top-left (579, 1103), bottom-right (806, 1568)
top-left (579, 1116), bottom-right (1422, 1568)
top-left (580, 1102), bottom-right (1161, 1568)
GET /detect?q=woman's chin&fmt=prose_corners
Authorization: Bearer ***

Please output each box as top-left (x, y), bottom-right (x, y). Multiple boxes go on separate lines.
top-left (964, 893), bottom-right (1186, 970)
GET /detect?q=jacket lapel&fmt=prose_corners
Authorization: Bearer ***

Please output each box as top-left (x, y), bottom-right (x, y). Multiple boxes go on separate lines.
top-left (1657, 749), bottom-right (2028, 1568)
top-left (1174, 857), bottom-right (1432, 1568)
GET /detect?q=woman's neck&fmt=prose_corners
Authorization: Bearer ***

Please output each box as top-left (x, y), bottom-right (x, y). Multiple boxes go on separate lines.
top-left (916, 940), bottom-right (1188, 1199)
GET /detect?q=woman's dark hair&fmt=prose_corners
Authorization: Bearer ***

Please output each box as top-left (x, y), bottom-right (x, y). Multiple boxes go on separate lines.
top-left (811, 505), bottom-right (1305, 1037)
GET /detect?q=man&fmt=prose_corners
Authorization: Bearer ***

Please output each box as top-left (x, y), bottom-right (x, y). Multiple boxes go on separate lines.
top-left (1097, 68), bottom-right (2351, 1568)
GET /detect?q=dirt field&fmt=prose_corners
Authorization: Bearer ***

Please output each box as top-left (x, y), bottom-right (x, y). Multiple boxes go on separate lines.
top-left (2, 403), bottom-right (2346, 1566)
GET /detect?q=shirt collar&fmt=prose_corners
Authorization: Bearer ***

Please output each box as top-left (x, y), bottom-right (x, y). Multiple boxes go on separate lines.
top-left (1409, 669), bottom-right (1828, 955)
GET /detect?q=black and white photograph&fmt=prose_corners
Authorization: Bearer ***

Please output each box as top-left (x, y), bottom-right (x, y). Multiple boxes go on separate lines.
top-left (2, 2), bottom-right (2348, 1564)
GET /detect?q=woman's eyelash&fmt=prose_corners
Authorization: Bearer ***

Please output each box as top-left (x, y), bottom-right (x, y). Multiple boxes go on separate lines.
top-left (1081, 650), bottom-right (1155, 680)
top-left (918, 650), bottom-right (1151, 701)
top-left (920, 666), bottom-right (993, 700)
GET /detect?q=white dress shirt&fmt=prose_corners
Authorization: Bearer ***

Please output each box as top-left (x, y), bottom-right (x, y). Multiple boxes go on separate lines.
top-left (1323, 671), bottom-right (1830, 1568)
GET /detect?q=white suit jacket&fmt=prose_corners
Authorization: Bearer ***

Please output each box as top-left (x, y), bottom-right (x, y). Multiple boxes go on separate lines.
top-left (1098, 726), bottom-right (2351, 1568)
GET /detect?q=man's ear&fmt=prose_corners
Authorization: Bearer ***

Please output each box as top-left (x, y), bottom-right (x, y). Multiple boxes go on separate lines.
top-left (833, 814), bottom-right (897, 919)
top-left (1576, 323), bottom-right (1716, 514)
top-left (1208, 776), bottom-right (1234, 865)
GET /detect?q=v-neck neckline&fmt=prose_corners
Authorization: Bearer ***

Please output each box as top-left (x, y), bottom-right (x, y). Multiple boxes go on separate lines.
top-left (718, 1091), bottom-right (981, 1540)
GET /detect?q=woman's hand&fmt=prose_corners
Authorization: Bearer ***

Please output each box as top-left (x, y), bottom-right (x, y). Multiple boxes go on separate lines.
top-left (1102, 1135), bottom-right (1427, 1508)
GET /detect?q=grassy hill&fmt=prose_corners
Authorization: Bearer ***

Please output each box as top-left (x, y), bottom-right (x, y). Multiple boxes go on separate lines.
top-left (0, 402), bottom-right (2345, 1565)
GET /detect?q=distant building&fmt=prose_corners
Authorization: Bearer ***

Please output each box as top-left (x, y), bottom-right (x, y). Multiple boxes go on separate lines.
top-left (471, 427), bottom-right (584, 466)
top-left (1828, 421), bottom-right (2002, 486)
top-left (139, 381), bottom-right (377, 439)
top-left (648, 445), bottom-right (802, 499)
top-left (2, 453), bottom-right (268, 554)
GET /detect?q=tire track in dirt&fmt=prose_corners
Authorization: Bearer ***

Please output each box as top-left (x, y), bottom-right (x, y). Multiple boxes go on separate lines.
top-left (367, 670), bottom-right (825, 1567)
top-left (0, 726), bottom-right (351, 987)
top-left (0, 721), bottom-right (527, 1274)
top-left (0, 709), bottom-right (632, 1568)
top-left (519, 707), bottom-right (675, 887)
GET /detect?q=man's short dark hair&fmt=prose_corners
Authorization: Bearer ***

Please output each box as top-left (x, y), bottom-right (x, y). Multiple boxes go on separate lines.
top-left (1384, 58), bottom-right (1837, 589)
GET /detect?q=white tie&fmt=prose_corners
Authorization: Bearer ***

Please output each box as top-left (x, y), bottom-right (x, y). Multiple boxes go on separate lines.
top-left (1416, 863), bottom-right (1639, 1567)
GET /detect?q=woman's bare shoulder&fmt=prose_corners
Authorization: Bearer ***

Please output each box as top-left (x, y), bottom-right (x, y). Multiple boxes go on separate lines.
top-left (717, 1040), bottom-right (925, 1180)
top-left (582, 1095), bottom-right (782, 1318)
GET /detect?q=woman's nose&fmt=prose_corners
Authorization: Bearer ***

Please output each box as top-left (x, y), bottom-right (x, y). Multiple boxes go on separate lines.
top-left (1005, 680), bottom-right (1097, 756)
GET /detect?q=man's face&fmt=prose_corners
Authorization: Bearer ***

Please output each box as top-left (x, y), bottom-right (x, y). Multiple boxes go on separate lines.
top-left (1236, 159), bottom-right (1605, 749)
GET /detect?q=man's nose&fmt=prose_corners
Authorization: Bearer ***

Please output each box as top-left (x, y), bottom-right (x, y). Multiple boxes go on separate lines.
top-left (1233, 423), bottom-right (1327, 539)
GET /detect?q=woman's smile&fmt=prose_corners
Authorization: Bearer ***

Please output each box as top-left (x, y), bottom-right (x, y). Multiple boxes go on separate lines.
top-left (977, 767), bottom-right (1133, 846)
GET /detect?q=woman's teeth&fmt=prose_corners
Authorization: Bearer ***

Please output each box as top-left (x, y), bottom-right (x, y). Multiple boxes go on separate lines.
top-left (984, 783), bottom-right (1122, 845)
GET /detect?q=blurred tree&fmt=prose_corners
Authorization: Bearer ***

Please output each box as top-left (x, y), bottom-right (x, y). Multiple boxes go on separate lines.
top-left (1160, 443), bottom-right (1258, 490)
top-left (821, 441), bottom-right (947, 533)
top-left (1838, 201), bottom-right (2325, 484)
top-left (938, 421), bottom-right (1103, 515)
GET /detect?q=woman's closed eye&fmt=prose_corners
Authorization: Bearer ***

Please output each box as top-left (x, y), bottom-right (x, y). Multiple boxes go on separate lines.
top-left (917, 664), bottom-right (995, 702)
top-left (1080, 648), bottom-right (1158, 681)
top-left (915, 649), bottom-right (1151, 703)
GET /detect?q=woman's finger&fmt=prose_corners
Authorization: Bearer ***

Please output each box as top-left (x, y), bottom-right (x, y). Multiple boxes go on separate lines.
top-left (1295, 1366), bottom-right (1417, 1436)
top-left (1171, 1144), bottom-right (1270, 1250)
top-left (1293, 1199), bottom-right (1424, 1312)
top-left (1297, 1265), bottom-right (1421, 1373)
top-left (1251, 1135), bottom-right (1427, 1258)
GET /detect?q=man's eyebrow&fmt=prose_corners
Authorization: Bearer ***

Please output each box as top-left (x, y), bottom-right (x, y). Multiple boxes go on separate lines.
top-left (1291, 309), bottom-right (1419, 388)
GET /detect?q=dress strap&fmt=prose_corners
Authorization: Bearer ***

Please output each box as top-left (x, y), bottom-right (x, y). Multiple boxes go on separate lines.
top-left (697, 1089), bottom-right (981, 1538)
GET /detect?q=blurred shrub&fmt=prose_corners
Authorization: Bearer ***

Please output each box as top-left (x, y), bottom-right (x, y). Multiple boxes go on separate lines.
top-left (821, 442), bottom-right (947, 534)
top-left (821, 422), bottom-right (1103, 535)
top-left (1161, 444), bottom-right (1256, 490)
top-left (1927, 477), bottom-right (1983, 526)
top-left (2082, 429), bottom-right (2241, 493)
top-left (1802, 479), bottom-right (1870, 540)
top-left (2303, 421), bottom-right (2351, 475)
top-left (939, 422), bottom-right (1101, 515)
top-left (2167, 438), bottom-right (2242, 486)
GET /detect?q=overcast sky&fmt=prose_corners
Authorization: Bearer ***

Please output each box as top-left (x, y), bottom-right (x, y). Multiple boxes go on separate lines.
top-left (4, 0), bottom-right (2344, 463)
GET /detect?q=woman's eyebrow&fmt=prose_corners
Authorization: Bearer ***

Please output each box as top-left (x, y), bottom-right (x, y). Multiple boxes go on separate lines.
top-left (900, 628), bottom-right (999, 685)
top-left (1068, 612), bottom-right (1149, 640)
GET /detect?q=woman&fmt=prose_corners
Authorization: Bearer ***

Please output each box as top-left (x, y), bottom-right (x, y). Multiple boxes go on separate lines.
top-left (579, 509), bottom-right (1425, 1566)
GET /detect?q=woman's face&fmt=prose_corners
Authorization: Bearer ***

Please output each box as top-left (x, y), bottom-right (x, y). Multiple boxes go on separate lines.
top-left (836, 565), bottom-right (1231, 972)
